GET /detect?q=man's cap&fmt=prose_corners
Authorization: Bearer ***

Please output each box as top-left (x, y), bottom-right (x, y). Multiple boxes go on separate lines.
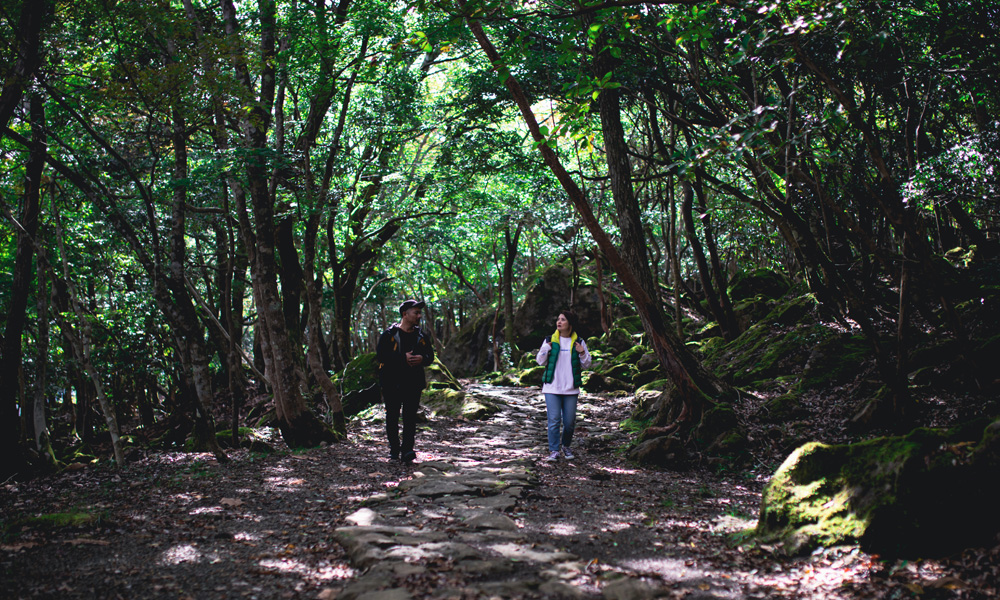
top-left (399, 299), bottom-right (426, 314)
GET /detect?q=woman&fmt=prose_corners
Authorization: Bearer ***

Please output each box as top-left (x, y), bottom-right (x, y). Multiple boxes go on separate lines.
top-left (536, 310), bottom-right (592, 462)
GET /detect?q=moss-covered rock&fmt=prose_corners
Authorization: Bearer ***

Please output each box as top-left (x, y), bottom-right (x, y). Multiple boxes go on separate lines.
top-left (490, 372), bottom-right (519, 386)
top-left (728, 269), bottom-right (791, 302)
top-left (582, 371), bottom-right (632, 393)
top-left (632, 368), bottom-right (664, 388)
top-left (602, 363), bottom-right (639, 382)
top-left (615, 315), bottom-right (645, 334)
top-left (710, 321), bottom-right (831, 386)
top-left (601, 327), bottom-right (635, 355)
top-left (615, 344), bottom-right (649, 365)
top-left (756, 420), bottom-right (1000, 557)
top-left (693, 405), bottom-right (743, 454)
top-left (798, 334), bottom-right (871, 390)
top-left (518, 365), bottom-right (546, 387)
top-left (425, 357), bottom-right (461, 391)
top-left (215, 427), bottom-right (276, 453)
top-left (765, 293), bottom-right (820, 327)
top-left (342, 352), bottom-right (379, 395)
top-left (636, 352), bottom-right (659, 372)
top-left (422, 389), bottom-right (500, 420)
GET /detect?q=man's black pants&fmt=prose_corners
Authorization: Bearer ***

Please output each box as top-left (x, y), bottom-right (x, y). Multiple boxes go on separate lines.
top-left (384, 387), bottom-right (421, 456)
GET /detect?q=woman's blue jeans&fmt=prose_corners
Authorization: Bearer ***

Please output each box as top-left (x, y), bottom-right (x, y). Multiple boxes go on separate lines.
top-left (544, 393), bottom-right (578, 453)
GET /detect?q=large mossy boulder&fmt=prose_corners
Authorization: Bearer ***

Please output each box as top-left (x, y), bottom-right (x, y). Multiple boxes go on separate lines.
top-left (512, 264), bottom-right (609, 354)
top-left (601, 327), bottom-right (635, 356)
top-left (422, 388), bottom-right (500, 420)
top-left (582, 371), bottom-right (632, 393)
top-left (439, 309), bottom-right (496, 377)
top-left (709, 321), bottom-right (831, 386)
top-left (798, 333), bottom-right (871, 390)
top-left (756, 419), bottom-right (1000, 557)
top-left (728, 268), bottom-right (791, 302)
top-left (425, 357), bottom-right (461, 390)
top-left (441, 263), bottom-right (615, 378)
top-left (341, 352), bottom-right (381, 417)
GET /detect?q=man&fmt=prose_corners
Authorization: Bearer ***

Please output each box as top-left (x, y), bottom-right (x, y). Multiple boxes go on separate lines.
top-left (376, 299), bottom-right (434, 464)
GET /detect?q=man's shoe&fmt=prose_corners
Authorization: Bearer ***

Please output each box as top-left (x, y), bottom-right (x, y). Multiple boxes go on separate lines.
top-left (545, 451), bottom-right (559, 462)
top-left (390, 451), bottom-right (399, 461)
top-left (562, 447), bottom-right (575, 460)
top-left (402, 451), bottom-right (417, 464)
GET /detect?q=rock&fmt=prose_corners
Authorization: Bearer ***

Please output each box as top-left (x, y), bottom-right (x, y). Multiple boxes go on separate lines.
top-left (355, 589), bottom-right (411, 600)
top-left (727, 268), bottom-right (790, 301)
top-left (341, 353), bottom-right (381, 417)
top-left (601, 328), bottom-right (634, 355)
top-left (405, 480), bottom-right (475, 498)
top-left (421, 389), bottom-right (469, 417)
top-left (756, 420), bottom-right (1000, 557)
top-left (602, 577), bottom-right (657, 600)
top-left (518, 365), bottom-right (546, 387)
top-left (539, 580), bottom-right (587, 598)
top-left (345, 508), bottom-right (379, 527)
top-left (462, 510), bottom-right (518, 531)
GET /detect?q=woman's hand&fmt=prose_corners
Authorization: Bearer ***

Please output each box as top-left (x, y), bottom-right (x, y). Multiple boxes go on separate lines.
top-left (574, 341), bottom-right (584, 353)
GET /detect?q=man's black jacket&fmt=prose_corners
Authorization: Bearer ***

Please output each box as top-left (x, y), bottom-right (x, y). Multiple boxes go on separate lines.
top-left (376, 324), bottom-right (435, 390)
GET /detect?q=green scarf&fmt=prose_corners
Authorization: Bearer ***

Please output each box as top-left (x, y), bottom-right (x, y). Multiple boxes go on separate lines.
top-left (542, 330), bottom-right (582, 388)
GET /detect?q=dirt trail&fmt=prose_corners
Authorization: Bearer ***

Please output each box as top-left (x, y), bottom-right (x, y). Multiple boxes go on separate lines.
top-left (1, 385), bottom-right (886, 599)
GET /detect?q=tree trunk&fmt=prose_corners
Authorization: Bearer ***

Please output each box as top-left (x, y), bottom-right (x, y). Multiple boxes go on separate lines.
top-left (0, 92), bottom-right (45, 478)
top-left (693, 177), bottom-right (738, 336)
top-left (33, 272), bottom-right (56, 467)
top-left (220, 0), bottom-right (336, 447)
top-left (164, 99), bottom-right (227, 460)
top-left (503, 222), bottom-right (522, 365)
top-left (0, 0), bottom-right (48, 131)
top-left (681, 181), bottom-right (735, 340)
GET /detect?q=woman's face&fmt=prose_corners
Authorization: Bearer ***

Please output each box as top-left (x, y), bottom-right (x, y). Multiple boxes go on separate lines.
top-left (556, 313), bottom-right (572, 334)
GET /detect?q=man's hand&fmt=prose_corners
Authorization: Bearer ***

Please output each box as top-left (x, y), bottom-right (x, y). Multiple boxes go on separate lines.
top-left (405, 351), bottom-right (423, 366)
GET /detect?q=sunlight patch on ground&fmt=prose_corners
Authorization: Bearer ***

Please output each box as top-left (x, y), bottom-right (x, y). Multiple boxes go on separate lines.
top-left (190, 506), bottom-right (223, 515)
top-left (234, 531), bottom-right (264, 542)
top-left (547, 523), bottom-right (580, 536)
top-left (263, 476), bottom-right (306, 490)
top-left (160, 544), bottom-right (201, 564)
top-left (590, 466), bottom-right (640, 476)
top-left (256, 558), bottom-right (356, 582)
top-left (617, 556), bottom-right (707, 580)
top-left (710, 514), bottom-right (756, 534)
top-left (169, 492), bottom-right (202, 504)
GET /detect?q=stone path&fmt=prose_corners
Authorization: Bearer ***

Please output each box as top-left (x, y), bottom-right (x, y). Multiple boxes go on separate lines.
top-left (332, 384), bottom-right (650, 600)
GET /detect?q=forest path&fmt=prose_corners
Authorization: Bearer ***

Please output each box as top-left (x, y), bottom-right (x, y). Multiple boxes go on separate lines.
top-left (329, 384), bottom-right (866, 599)
top-left (1, 385), bottom-right (879, 600)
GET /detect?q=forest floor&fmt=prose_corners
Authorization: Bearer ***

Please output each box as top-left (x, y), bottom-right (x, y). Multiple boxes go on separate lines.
top-left (1, 384), bottom-right (997, 599)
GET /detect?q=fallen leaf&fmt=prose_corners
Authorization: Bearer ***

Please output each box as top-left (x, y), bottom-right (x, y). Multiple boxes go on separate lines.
top-left (220, 498), bottom-right (244, 507)
top-left (317, 588), bottom-right (340, 600)
top-left (65, 538), bottom-right (110, 546)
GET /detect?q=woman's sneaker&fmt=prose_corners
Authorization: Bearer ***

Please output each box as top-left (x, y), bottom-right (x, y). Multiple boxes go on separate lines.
top-left (545, 451), bottom-right (560, 462)
top-left (562, 447), bottom-right (575, 460)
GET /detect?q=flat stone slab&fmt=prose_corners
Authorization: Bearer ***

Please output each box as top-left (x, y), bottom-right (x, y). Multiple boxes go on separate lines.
top-left (462, 510), bottom-right (519, 531)
top-left (402, 480), bottom-right (475, 497)
top-left (415, 461), bottom-right (460, 473)
top-left (463, 495), bottom-right (517, 510)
